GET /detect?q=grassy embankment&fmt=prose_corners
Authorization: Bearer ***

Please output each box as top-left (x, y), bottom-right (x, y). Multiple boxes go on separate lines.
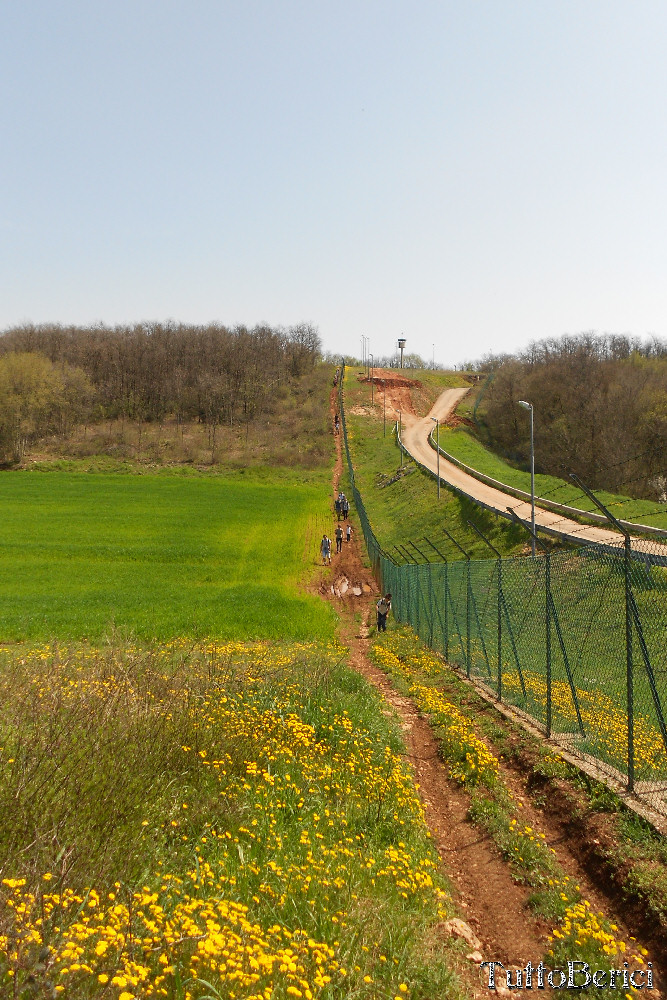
top-left (371, 627), bottom-right (662, 982)
top-left (446, 388), bottom-right (667, 531)
top-left (0, 366), bottom-right (469, 999)
top-left (342, 368), bottom-right (667, 783)
top-left (341, 367), bottom-right (527, 561)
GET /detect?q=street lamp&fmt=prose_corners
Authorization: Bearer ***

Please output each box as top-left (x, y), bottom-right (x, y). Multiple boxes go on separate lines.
top-left (369, 354), bottom-right (374, 405)
top-left (430, 416), bottom-right (440, 499)
top-left (394, 409), bottom-right (403, 466)
top-left (517, 400), bottom-right (535, 557)
top-left (382, 379), bottom-right (386, 436)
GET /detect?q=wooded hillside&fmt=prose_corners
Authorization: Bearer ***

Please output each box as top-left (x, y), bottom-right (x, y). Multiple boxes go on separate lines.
top-left (0, 322), bottom-right (321, 464)
top-left (475, 333), bottom-right (667, 499)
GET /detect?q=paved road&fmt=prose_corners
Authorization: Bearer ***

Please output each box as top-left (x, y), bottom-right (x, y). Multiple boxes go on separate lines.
top-left (400, 388), bottom-right (667, 557)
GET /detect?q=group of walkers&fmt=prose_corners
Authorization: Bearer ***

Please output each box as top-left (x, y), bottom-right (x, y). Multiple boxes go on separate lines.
top-left (323, 378), bottom-right (392, 630)
top-left (320, 521), bottom-right (353, 564)
top-left (334, 492), bottom-right (349, 520)
top-left (319, 497), bottom-right (393, 632)
top-left (320, 491), bottom-right (353, 565)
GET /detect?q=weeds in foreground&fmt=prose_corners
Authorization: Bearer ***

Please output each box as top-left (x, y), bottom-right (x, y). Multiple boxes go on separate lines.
top-left (370, 628), bottom-right (651, 987)
top-left (0, 640), bottom-right (462, 999)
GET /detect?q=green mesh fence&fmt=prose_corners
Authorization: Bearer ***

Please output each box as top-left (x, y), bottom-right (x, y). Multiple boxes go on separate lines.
top-left (339, 364), bottom-right (667, 814)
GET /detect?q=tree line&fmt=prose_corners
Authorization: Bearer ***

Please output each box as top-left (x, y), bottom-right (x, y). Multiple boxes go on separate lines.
top-left (0, 321), bottom-right (320, 463)
top-left (472, 333), bottom-right (667, 500)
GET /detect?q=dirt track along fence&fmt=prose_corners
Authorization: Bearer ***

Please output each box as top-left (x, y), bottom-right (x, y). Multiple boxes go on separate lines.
top-left (339, 363), bottom-right (667, 818)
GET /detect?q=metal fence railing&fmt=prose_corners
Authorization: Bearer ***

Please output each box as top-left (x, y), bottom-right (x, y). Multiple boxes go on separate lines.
top-left (339, 364), bottom-right (667, 817)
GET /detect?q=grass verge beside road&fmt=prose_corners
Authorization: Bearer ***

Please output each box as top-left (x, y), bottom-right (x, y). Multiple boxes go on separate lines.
top-left (441, 423), bottom-right (667, 531)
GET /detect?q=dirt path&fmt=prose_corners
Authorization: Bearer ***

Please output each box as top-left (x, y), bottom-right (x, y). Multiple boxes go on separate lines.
top-left (323, 385), bottom-right (664, 995)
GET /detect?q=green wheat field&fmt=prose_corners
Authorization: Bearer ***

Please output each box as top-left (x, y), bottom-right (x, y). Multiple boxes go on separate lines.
top-left (0, 467), bottom-right (336, 641)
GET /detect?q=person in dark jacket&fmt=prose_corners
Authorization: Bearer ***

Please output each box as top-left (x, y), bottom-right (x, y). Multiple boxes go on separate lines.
top-left (376, 593), bottom-right (392, 632)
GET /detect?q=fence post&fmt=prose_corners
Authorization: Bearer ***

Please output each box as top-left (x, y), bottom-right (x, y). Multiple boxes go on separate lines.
top-left (570, 475), bottom-right (634, 790)
top-left (444, 557), bottom-right (449, 661)
top-left (506, 507), bottom-right (574, 729)
top-left (442, 526), bottom-right (472, 677)
top-left (545, 549), bottom-right (552, 738)
top-left (407, 541), bottom-right (427, 637)
top-left (409, 541), bottom-right (435, 647)
top-left (468, 521), bottom-right (503, 700)
top-left (422, 537), bottom-right (449, 659)
top-left (397, 545), bottom-right (418, 628)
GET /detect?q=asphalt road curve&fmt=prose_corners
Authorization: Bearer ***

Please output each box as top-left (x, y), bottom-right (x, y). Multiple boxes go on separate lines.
top-left (400, 388), bottom-right (667, 559)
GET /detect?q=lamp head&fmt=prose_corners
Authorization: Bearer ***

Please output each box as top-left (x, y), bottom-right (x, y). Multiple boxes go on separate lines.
top-left (517, 400), bottom-right (532, 411)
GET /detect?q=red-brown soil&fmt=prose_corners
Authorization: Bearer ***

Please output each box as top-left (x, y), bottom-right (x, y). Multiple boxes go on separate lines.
top-left (358, 368), bottom-right (421, 416)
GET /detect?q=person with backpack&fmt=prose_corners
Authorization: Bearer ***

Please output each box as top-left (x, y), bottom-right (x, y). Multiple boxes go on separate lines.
top-left (320, 534), bottom-right (332, 565)
top-left (335, 525), bottom-right (344, 553)
top-left (342, 497), bottom-right (350, 520)
top-left (376, 593), bottom-right (392, 632)
top-left (346, 524), bottom-right (352, 543)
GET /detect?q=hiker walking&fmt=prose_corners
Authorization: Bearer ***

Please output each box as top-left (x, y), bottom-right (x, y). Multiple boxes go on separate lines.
top-left (334, 496), bottom-right (342, 520)
top-left (376, 593), bottom-right (392, 632)
top-left (335, 525), bottom-right (343, 553)
top-left (334, 413), bottom-right (340, 434)
top-left (346, 524), bottom-right (352, 543)
top-left (342, 496), bottom-right (350, 520)
top-left (320, 534), bottom-right (332, 565)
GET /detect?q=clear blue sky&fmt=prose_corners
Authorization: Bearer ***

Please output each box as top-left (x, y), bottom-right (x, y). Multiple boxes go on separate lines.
top-left (2, 1), bottom-right (667, 366)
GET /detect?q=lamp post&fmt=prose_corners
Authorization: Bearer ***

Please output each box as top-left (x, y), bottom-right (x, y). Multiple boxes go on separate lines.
top-left (382, 379), bottom-right (386, 436)
top-left (394, 409), bottom-right (403, 466)
top-left (369, 354), bottom-right (374, 405)
top-left (430, 416), bottom-right (440, 499)
top-left (517, 400), bottom-right (535, 557)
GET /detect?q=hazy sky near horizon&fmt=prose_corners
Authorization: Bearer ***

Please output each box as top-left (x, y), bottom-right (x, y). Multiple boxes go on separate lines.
top-left (3, 1), bottom-right (667, 366)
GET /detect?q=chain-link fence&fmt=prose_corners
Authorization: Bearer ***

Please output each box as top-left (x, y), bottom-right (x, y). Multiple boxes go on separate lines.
top-left (339, 365), bottom-right (667, 816)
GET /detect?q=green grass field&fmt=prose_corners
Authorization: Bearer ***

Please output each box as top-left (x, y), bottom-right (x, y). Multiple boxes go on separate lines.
top-left (443, 421), bottom-right (667, 530)
top-left (0, 467), bottom-right (336, 642)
